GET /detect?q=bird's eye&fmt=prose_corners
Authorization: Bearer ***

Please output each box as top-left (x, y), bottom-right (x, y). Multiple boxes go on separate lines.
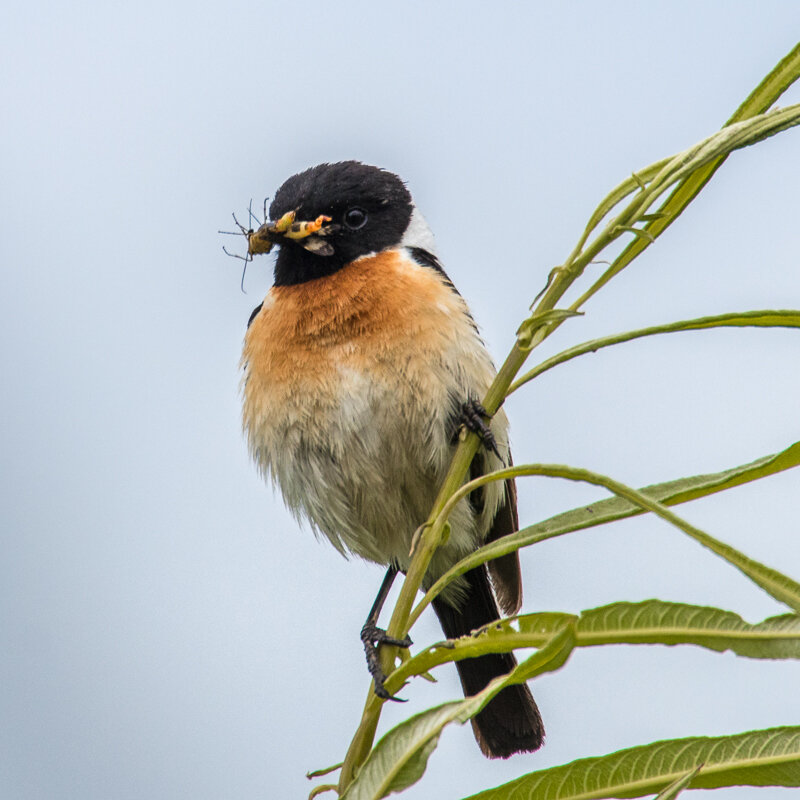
top-left (343, 207), bottom-right (368, 230)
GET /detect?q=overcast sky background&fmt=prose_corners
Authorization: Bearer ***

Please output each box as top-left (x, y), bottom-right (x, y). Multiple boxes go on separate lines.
top-left (2, 3), bottom-right (800, 799)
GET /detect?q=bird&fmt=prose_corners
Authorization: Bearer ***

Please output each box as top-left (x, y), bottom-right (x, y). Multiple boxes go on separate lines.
top-left (240, 160), bottom-right (544, 758)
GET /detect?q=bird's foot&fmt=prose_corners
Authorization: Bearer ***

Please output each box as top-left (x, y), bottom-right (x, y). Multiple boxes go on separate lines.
top-left (458, 399), bottom-right (501, 459)
top-left (360, 621), bottom-right (412, 702)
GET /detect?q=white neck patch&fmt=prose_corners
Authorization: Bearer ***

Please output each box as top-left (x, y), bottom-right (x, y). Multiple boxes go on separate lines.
top-left (400, 205), bottom-right (437, 255)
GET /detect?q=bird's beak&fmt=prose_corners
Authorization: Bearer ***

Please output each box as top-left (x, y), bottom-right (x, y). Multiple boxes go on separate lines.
top-left (247, 211), bottom-right (338, 257)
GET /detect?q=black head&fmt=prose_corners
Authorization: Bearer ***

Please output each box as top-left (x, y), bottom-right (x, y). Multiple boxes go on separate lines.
top-left (268, 161), bottom-right (413, 286)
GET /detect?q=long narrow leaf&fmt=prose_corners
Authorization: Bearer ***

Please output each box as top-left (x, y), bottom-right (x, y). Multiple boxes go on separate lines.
top-left (566, 103), bottom-right (800, 308)
top-left (464, 727), bottom-right (800, 800)
top-left (411, 443), bottom-right (800, 627)
top-left (391, 601), bottom-right (799, 693)
top-left (433, 464), bottom-right (800, 612)
top-left (575, 601), bottom-right (800, 659)
top-left (568, 43), bottom-right (800, 309)
top-left (510, 310), bottom-right (800, 393)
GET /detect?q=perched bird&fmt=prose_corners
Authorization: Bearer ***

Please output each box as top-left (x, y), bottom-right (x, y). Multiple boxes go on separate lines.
top-left (240, 161), bottom-right (544, 758)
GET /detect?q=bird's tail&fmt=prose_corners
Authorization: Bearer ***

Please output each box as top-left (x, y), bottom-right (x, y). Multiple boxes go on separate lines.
top-left (431, 566), bottom-right (544, 758)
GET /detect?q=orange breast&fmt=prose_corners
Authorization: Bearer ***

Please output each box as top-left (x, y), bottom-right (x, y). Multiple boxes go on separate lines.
top-left (242, 250), bottom-right (468, 420)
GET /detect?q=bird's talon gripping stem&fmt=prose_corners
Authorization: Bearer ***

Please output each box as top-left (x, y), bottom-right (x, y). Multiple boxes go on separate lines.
top-left (459, 399), bottom-right (501, 459)
top-left (360, 621), bottom-right (412, 703)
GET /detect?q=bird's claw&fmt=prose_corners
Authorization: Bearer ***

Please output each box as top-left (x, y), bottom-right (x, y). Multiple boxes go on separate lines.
top-left (360, 621), bottom-right (412, 702)
top-left (459, 399), bottom-right (502, 459)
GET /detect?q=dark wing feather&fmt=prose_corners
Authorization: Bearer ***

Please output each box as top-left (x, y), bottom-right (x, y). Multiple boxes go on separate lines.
top-left (485, 476), bottom-right (522, 615)
top-left (247, 303), bottom-right (263, 329)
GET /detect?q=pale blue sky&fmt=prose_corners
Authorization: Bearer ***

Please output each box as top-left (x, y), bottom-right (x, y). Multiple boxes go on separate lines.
top-left (2, 3), bottom-right (800, 798)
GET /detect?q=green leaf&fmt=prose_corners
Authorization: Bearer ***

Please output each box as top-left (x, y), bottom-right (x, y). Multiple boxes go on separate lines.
top-left (463, 727), bottom-right (800, 799)
top-left (510, 310), bottom-right (800, 393)
top-left (663, 441), bottom-right (800, 503)
top-left (339, 701), bottom-right (460, 800)
top-left (575, 158), bottom-right (672, 253)
top-left (730, 43), bottom-right (800, 125)
top-left (575, 600), bottom-right (800, 659)
top-left (664, 524), bottom-right (800, 613)
top-left (306, 762), bottom-right (343, 779)
top-left (495, 464), bottom-right (800, 612)
top-left (569, 42), bottom-right (800, 309)
top-left (567, 103), bottom-right (800, 309)
top-left (340, 628), bottom-right (575, 800)
top-left (411, 444), bottom-right (800, 627)
top-left (517, 309), bottom-right (584, 349)
top-left (308, 785), bottom-right (338, 799)
top-left (615, 224), bottom-right (656, 243)
top-left (392, 602), bottom-right (799, 692)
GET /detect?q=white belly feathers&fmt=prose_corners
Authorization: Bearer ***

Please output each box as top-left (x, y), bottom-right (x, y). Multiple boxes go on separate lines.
top-left (241, 248), bottom-right (509, 586)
